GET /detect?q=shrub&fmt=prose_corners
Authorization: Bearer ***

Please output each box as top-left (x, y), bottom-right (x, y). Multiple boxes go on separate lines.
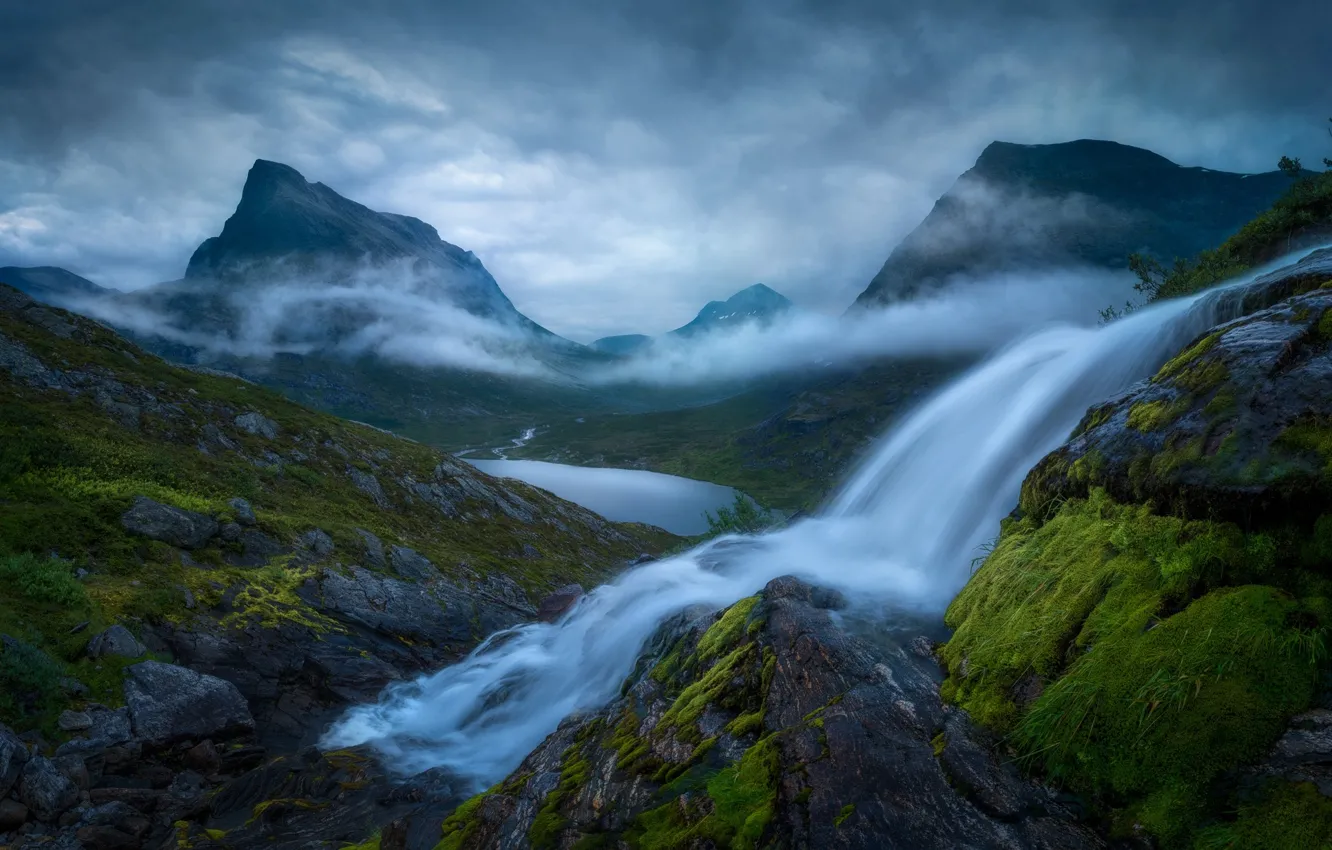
top-left (0, 552), bottom-right (86, 607)
top-left (703, 494), bottom-right (774, 537)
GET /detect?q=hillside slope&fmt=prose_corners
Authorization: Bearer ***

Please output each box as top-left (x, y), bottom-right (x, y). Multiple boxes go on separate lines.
top-left (0, 282), bottom-right (673, 750)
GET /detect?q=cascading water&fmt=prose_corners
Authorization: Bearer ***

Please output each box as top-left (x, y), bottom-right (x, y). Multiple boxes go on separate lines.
top-left (322, 252), bottom-right (1320, 789)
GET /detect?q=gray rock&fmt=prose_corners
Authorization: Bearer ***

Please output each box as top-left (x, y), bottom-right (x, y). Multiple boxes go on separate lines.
top-left (57, 712), bottom-right (92, 733)
top-left (297, 529), bottom-right (335, 561)
top-left (389, 546), bottom-right (438, 582)
top-left (234, 412), bottom-right (279, 439)
top-left (319, 567), bottom-right (472, 647)
top-left (0, 722), bottom-right (29, 799)
top-left (219, 522), bottom-right (242, 542)
top-left (228, 497), bottom-right (257, 526)
top-left (51, 755), bottom-right (89, 791)
top-left (18, 757), bottom-right (79, 822)
top-left (119, 496), bottom-right (218, 549)
top-left (223, 529), bottom-right (288, 568)
top-left (123, 661), bottom-right (255, 747)
top-left (354, 528), bottom-right (385, 570)
top-left (0, 798), bottom-right (27, 830)
top-left (85, 626), bottom-right (145, 660)
top-left (348, 467), bottom-right (390, 508)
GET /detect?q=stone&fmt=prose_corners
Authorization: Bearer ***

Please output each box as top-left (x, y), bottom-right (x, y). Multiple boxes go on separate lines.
top-left (0, 722), bottom-right (29, 799)
top-left (52, 755), bottom-right (89, 791)
top-left (119, 496), bottom-right (218, 549)
top-left (0, 799), bottom-right (28, 830)
top-left (219, 522), bottom-right (242, 542)
top-left (234, 412), bottom-right (279, 439)
top-left (75, 825), bottom-right (140, 850)
top-left (88, 787), bottom-right (162, 813)
top-left (182, 740), bottom-right (219, 774)
top-left (228, 497), bottom-right (257, 526)
top-left (536, 584), bottom-right (585, 623)
top-left (297, 528), bottom-right (335, 561)
top-left (348, 467), bottom-right (390, 508)
top-left (223, 529), bottom-right (287, 568)
top-left (86, 626), bottom-right (145, 660)
top-left (18, 757), bottom-right (79, 822)
top-left (354, 528), bottom-right (385, 570)
top-left (123, 661), bottom-right (255, 747)
top-left (57, 711), bottom-right (92, 732)
top-left (388, 545), bottom-right (438, 582)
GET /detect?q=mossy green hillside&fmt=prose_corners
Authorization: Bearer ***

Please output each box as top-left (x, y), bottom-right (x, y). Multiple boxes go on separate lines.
top-left (0, 288), bottom-right (674, 731)
top-left (942, 488), bottom-right (1330, 845)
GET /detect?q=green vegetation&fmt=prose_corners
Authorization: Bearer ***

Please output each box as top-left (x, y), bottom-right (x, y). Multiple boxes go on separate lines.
top-left (0, 288), bottom-right (673, 732)
top-left (505, 359), bottom-right (963, 512)
top-left (704, 495), bottom-right (774, 537)
top-left (941, 488), bottom-right (1331, 845)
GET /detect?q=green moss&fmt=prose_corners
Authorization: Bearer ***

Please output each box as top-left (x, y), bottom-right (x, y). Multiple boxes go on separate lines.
top-left (1127, 399), bottom-right (1188, 432)
top-left (696, 596), bottom-right (759, 661)
top-left (1193, 782), bottom-right (1332, 849)
top-left (339, 834), bottom-right (381, 850)
top-left (529, 739), bottom-right (595, 849)
top-left (834, 804), bottom-right (856, 827)
top-left (628, 736), bottom-right (780, 850)
top-left (1155, 334), bottom-right (1221, 383)
top-left (658, 643), bottom-right (756, 742)
top-left (943, 489), bottom-right (1327, 844)
top-left (435, 794), bottom-right (486, 850)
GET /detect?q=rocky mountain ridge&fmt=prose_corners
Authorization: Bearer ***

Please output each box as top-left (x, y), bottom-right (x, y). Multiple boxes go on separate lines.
top-left (591, 284), bottom-right (794, 356)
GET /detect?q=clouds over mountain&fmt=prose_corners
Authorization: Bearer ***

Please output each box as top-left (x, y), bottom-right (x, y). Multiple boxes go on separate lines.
top-left (2, 0), bottom-right (1329, 339)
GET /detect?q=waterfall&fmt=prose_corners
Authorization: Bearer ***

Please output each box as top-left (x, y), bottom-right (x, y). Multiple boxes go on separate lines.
top-left (322, 252), bottom-right (1320, 788)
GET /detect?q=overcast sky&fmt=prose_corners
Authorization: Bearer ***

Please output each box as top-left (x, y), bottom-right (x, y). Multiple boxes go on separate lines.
top-left (1, 0), bottom-right (1329, 341)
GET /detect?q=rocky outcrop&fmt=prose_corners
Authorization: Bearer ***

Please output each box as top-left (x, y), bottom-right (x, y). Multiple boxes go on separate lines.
top-left (124, 662), bottom-right (255, 748)
top-left (120, 497), bottom-right (219, 549)
top-left (426, 578), bottom-right (1101, 850)
top-left (86, 626), bottom-right (147, 660)
top-left (1021, 249), bottom-right (1332, 527)
top-left (18, 757), bottom-right (79, 822)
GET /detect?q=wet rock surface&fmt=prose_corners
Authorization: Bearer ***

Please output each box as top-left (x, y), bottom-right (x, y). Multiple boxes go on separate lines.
top-left (1024, 252), bottom-right (1332, 526)
top-left (120, 497), bottom-right (219, 549)
top-left (417, 577), bottom-right (1104, 850)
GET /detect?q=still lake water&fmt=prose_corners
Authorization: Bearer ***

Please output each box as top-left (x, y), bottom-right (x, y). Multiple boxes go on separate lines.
top-left (463, 458), bottom-right (739, 536)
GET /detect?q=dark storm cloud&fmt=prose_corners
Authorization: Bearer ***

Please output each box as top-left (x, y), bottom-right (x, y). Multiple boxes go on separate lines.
top-left (1, 0), bottom-right (1329, 339)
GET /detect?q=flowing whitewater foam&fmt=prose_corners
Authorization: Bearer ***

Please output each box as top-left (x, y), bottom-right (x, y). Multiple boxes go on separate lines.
top-left (322, 253), bottom-right (1320, 787)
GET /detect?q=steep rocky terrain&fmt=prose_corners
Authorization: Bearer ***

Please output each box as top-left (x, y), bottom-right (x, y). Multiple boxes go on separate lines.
top-left (854, 139), bottom-right (1297, 308)
top-left (0, 285), bottom-right (674, 849)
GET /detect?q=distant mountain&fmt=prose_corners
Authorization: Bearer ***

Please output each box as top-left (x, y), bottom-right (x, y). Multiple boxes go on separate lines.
top-left (853, 139), bottom-right (1297, 307)
top-left (0, 266), bottom-right (106, 307)
top-left (590, 334), bottom-right (653, 355)
top-left (591, 283), bottom-right (794, 354)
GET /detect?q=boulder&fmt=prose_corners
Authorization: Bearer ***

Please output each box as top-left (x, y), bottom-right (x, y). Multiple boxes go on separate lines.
top-left (388, 545), bottom-right (437, 582)
top-left (348, 467), bottom-right (389, 508)
top-left (234, 412), bottom-right (279, 439)
top-left (536, 584), bottom-right (585, 622)
top-left (120, 496), bottom-right (218, 549)
top-left (57, 710), bottom-right (93, 732)
top-left (123, 661), bottom-right (255, 747)
top-left (0, 798), bottom-right (27, 830)
top-left (296, 528), bottom-right (335, 561)
top-left (228, 497), bottom-right (257, 526)
top-left (354, 528), bottom-right (385, 570)
top-left (0, 722), bottom-right (28, 799)
top-left (18, 756), bottom-right (79, 822)
top-left (86, 625), bottom-right (146, 660)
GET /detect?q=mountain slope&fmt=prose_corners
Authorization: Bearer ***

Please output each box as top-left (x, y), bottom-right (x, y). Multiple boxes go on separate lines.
top-left (0, 265), bottom-right (106, 307)
top-left (591, 283), bottom-right (793, 354)
top-left (0, 282), bottom-right (673, 743)
top-left (854, 139), bottom-right (1297, 307)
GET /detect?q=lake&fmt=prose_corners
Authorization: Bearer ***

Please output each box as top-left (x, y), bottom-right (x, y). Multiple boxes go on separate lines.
top-left (463, 458), bottom-right (740, 536)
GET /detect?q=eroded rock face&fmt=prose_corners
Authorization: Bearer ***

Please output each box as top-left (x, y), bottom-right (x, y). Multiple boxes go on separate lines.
top-left (0, 723), bottom-right (28, 799)
top-left (234, 412), bottom-right (279, 439)
top-left (425, 577), bottom-right (1102, 850)
top-left (123, 661), bottom-right (256, 747)
top-left (120, 496), bottom-right (219, 549)
top-left (18, 756), bottom-right (79, 822)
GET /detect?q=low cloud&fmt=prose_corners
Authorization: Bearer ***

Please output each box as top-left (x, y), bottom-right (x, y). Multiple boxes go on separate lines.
top-left (63, 260), bottom-right (1135, 387)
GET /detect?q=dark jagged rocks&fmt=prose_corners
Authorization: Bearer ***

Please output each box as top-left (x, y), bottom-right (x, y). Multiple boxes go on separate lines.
top-left (416, 577), bottom-right (1102, 850)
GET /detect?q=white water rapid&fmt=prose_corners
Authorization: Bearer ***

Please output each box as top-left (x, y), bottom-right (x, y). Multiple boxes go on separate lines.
top-left (322, 253), bottom-right (1319, 789)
